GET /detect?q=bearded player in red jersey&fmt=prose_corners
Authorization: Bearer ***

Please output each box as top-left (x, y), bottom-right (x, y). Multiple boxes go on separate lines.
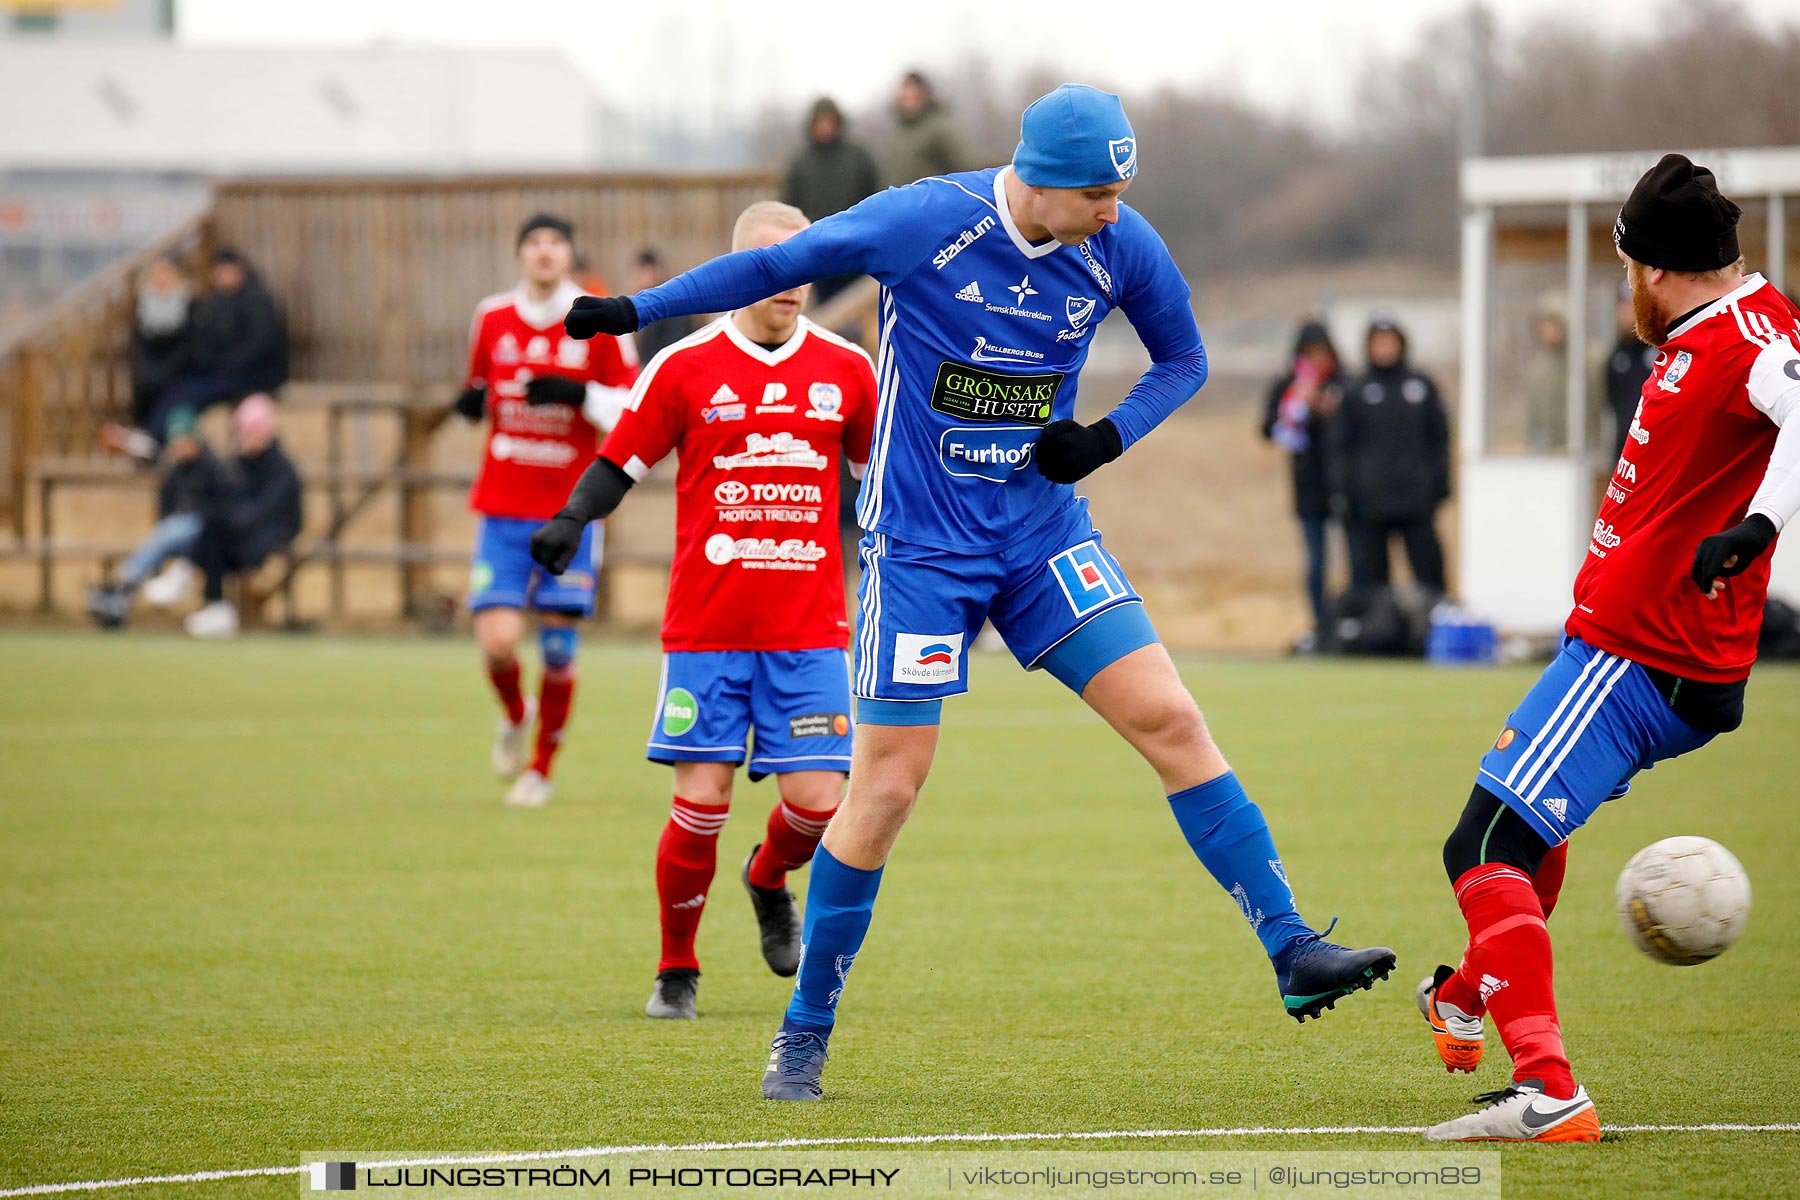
top-left (531, 201), bottom-right (876, 1018)
top-left (458, 214), bottom-right (639, 808)
top-left (1418, 155), bottom-right (1800, 1142)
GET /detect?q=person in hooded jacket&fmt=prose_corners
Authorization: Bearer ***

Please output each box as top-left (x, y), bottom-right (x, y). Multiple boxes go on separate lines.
top-left (1260, 320), bottom-right (1344, 649)
top-left (783, 97), bottom-right (881, 306)
top-left (883, 72), bottom-right (969, 188)
top-left (1333, 317), bottom-right (1450, 594)
top-left (144, 248), bottom-right (289, 444)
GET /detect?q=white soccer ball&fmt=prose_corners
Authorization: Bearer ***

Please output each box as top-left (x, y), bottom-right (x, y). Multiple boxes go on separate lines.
top-left (1616, 836), bottom-right (1751, 966)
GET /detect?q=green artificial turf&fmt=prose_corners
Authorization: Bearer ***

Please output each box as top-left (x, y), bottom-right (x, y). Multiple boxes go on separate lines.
top-left (1, 632), bottom-right (1795, 1198)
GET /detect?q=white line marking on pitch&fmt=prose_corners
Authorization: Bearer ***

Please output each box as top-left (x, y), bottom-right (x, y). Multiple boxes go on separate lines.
top-left (5, 1124), bottom-right (1799, 1197)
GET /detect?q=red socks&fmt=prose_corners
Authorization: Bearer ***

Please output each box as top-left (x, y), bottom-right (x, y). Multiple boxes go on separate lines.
top-left (1447, 863), bottom-right (1576, 1098)
top-left (1439, 842), bottom-right (1572, 1014)
top-left (747, 800), bottom-right (836, 890)
top-left (656, 796), bottom-right (729, 972)
top-left (1533, 841), bottom-right (1569, 920)
top-left (487, 657), bottom-right (526, 725)
top-left (529, 665), bottom-right (575, 777)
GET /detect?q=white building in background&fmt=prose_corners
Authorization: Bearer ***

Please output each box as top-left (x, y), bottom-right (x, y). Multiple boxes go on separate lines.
top-left (0, 38), bottom-right (612, 328)
top-left (0, 42), bottom-right (603, 175)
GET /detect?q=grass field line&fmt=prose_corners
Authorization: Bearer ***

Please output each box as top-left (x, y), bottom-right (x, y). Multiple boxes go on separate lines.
top-left (8, 1124), bottom-right (1800, 1197)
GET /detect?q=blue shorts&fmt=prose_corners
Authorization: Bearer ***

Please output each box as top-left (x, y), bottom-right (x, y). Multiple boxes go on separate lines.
top-left (1477, 636), bottom-right (1714, 845)
top-left (648, 648), bottom-right (853, 781)
top-left (853, 498), bottom-right (1153, 710)
top-left (469, 516), bottom-right (601, 616)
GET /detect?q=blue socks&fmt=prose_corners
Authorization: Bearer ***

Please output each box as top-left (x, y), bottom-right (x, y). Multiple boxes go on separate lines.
top-left (1166, 772), bottom-right (1312, 958)
top-left (781, 843), bottom-right (883, 1036)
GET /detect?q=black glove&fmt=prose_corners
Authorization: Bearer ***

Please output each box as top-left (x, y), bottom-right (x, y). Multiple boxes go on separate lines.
top-left (1690, 513), bottom-right (1778, 595)
top-left (1033, 418), bottom-right (1123, 484)
top-left (529, 458), bottom-right (636, 574)
top-left (564, 295), bottom-right (638, 340)
top-left (529, 514), bottom-right (588, 576)
top-left (453, 384), bottom-right (487, 422)
top-left (524, 375), bottom-right (587, 407)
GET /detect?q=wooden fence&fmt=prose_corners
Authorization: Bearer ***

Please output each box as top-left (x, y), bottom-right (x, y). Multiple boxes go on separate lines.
top-left (0, 170), bottom-right (778, 542)
top-left (211, 172), bottom-right (778, 382)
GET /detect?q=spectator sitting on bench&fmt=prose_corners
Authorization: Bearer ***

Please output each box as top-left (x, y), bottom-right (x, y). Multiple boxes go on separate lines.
top-left (140, 248), bottom-right (289, 446)
top-left (184, 394), bottom-right (303, 640)
top-left (130, 255), bottom-right (196, 434)
top-left (85, 407), bottom-right (225, 628)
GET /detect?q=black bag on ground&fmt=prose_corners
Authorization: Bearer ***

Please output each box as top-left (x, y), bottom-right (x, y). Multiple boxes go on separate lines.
top-left (1760, 596), bottom-right (1800, 659)
top-left (1331, 585), bottom-right (1436, 657)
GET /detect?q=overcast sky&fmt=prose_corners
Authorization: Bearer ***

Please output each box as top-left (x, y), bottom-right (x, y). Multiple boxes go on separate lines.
top-left (181, 0), bottom-right (1799, 132)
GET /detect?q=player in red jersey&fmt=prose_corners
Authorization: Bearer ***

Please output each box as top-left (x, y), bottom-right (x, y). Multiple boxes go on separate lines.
top-left (458, 214), bottom-right (639, 808)
top-left (531, 201), bottom-right (876, 1018)
top-left (1419, 156), bottom-right (1800, 1142)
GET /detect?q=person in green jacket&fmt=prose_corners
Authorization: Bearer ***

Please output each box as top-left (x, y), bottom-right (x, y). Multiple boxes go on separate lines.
top-left (883, 71), bottom-right (969, 187)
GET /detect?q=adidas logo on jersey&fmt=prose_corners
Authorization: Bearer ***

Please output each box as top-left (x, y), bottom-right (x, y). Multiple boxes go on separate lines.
top-left (1479, 973), bottom-right (1510, 1002)
top-left (708, 384), bottom-right (740, 406)
top-left (1543, 797), bottom-right (1570, 822)
top-left (955, 281), bottom-right (984, 304)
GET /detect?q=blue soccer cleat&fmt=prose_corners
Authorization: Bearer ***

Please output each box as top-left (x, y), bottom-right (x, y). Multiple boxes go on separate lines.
top-left (762, 1030), bottom-right (829, 1101)
top-left (1273, 929), bottom-right (1396, 1022)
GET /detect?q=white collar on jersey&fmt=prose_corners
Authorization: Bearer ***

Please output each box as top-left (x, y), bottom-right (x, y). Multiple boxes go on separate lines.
top-left (510, 279), bottom-right (585, 331)
top-left (994, 166), bottom-right (1062, 260)
top-left (1665, 272), bottom-right (1767, 341)
top-left (722, 311), bottom-right (812, 366)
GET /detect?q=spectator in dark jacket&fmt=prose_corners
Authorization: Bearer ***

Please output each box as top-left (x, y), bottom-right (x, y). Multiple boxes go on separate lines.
top-left (1261, 320), bottom-right (1344, 648)
top-left (783, 97), bottom-right (880, 305)
top-left (129, 255), bottom-right (194, 431)
top-left (1334, 317), bottom-right (1450, 593)
top-left (85, 407), bottom-right (224, 627)
top-left (1603, 283), bottom-right (1657, 460)
top-left (629, 249), bottom-right (697, 363)
top-left (184, 394), bottom-right (303, 639)
top-left (144, 249), bottom-right (289, 444)
top-left (884, 71), bottom-right (968, 187)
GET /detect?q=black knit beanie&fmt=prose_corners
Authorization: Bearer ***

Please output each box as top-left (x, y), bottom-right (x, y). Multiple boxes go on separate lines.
top-left (1613, 154), bottom-right (1741, 272)
top-left (517, 213), bottom-right (574, 249)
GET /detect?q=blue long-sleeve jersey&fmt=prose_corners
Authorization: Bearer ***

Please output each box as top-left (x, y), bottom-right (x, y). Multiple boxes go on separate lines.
top-left (634, 166), bottom-right (1208, 552)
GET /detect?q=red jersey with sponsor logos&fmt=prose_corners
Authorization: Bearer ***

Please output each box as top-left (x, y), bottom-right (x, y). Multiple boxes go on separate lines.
top-left (1568, 275), bottom-right (1800, 682)
top-left (466, 282), bottom-right (639, 520)
top-left (600, 315), bottom-right (877, 652)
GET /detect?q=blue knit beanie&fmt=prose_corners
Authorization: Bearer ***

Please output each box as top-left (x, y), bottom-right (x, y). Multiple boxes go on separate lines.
top-left (1012, 84), bottom-right (1137, 189)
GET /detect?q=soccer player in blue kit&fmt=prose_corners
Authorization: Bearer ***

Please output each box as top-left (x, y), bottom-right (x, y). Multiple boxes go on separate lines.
top-left (539, 85), bottom-right (1396, 1101)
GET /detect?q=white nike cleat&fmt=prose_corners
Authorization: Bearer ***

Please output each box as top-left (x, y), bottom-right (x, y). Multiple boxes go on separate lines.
top-left (504, 768), bottom-right (552, 808)
top-left (183, 600), bottom-right (239, 639)
top-left (1423, 1080), bottom-right (1600, 1142)
top-left (142, 559), bottom-right (194, 608)
top-left (491, 698), bottom-right (536, 779)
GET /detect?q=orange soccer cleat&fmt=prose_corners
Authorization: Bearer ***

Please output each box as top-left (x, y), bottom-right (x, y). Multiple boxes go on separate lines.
top-left (1417, 964), bottom-right (1485, 1074)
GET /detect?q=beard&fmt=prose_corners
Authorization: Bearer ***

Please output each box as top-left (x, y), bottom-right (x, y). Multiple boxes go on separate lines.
top-left (1629, 264), bottom-right (1671, 344)
top-left (136, 289), bottom-right (189, 336)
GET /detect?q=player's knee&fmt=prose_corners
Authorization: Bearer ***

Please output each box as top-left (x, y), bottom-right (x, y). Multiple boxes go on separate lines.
top-left (843, 760), bottom-right (922, 828)
top-left (539, 625), bottom-right (579, 672)
top-left (474, 610), bottom-right (523, 662)
top-left (1130, 690), bottom-right (1210, 753)
top-left (781, 773), bottom-right (845, 813)
top-left (674, 763), bottom-right (734, 808)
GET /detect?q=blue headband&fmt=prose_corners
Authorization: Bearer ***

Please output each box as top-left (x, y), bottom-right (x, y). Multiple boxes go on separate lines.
top-left (1011, 84), bottom-right (1137, 189)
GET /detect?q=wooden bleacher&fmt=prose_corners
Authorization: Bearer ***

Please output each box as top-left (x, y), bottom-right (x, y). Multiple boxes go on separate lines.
top-left (0, 171), bottom-right (793, 627)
